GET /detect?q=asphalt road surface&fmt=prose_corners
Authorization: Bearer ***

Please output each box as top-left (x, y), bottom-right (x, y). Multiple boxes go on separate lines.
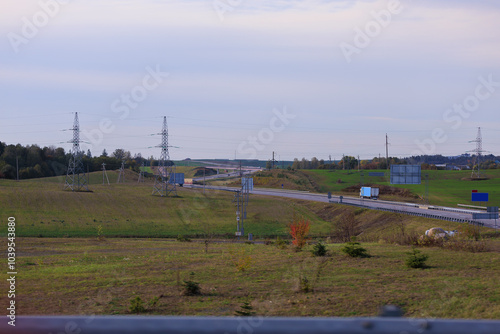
top-left (185, 185), bottom-right (498, 229)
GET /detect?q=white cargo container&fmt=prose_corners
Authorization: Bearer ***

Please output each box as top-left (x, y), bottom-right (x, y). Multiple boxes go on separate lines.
top-left (360, 187), bottom-right (379, 199)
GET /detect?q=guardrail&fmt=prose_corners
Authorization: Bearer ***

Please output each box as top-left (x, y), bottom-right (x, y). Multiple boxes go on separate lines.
top-left (334, 200), bottom-right (484, 226)
top-left (4, 316), bottom-right (500, 334)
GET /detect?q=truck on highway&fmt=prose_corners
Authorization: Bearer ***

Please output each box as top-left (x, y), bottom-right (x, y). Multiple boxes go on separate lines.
top-left (360, 186), bottom-right (379, 199)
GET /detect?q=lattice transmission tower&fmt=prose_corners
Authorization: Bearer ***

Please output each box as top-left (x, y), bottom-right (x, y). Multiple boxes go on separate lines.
top-left (64, 112), bottom-right (89, 191)
top-left (117, 160), bottom-right (125, 183)
top-left (138, 162), bottom-right (145, 183)
top-left (152, 116), bottom-right (177, 197)
top-left (468, 127), bottom-right (486, 179)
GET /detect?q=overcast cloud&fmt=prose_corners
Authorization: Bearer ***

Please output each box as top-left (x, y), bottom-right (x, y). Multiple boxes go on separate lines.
top-left (1, 0), bottom-right (499, 161)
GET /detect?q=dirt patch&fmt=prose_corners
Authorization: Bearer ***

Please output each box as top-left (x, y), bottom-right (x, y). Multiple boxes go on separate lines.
top-left (461, 177), bottom-right (490, 181)
top-left (193, 168), bottom-right (217, 177)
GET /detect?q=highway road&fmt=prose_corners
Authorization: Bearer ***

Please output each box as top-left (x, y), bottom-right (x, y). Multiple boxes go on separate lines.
top-left (192, 170), bottom-right (254, 182)
top-left (185, 184), bottom-right (498, 229)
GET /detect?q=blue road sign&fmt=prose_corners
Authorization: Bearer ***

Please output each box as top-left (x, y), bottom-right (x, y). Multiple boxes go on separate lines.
top-left (471, 192), bottom-right (489, 202)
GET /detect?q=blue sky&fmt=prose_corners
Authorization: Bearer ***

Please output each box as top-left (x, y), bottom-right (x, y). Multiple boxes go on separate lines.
top-left (1, 0), bottom-right (499, 161)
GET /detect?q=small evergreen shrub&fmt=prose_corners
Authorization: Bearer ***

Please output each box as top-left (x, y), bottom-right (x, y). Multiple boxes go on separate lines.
top-left (405, 248), bottom-right (429, 269)
top-left (341, 238), bottom-right (369, 258)
top-left (311, 242), bottom-right (328, 257)
top-left (182, 272), bottom-right (201, 296)
top-left (235, 302), bottom-right (256, 316)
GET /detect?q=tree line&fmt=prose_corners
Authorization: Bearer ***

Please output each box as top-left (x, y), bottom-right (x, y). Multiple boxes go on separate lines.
top-left (281, 155), bottom-right (499, 171)
top-left (0, 142), bottom-right (152, 180)
top-left (287, 156), bottom-right (405, 170)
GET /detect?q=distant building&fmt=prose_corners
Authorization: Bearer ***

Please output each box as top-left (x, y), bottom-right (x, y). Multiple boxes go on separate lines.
top-left (436, 164), bottom-right (464, 170)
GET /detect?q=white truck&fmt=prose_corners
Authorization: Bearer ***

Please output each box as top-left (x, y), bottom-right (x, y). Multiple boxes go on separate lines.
top-left (360, 187), bottom-right (379, 199)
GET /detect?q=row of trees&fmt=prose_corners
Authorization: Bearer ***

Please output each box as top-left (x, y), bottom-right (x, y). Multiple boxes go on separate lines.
top-left (0, 142), bottom-right (156, 180)
top-left (278, 156), bottom-right (500, 171)
top-left (286, 156), bottom-right (406, 170)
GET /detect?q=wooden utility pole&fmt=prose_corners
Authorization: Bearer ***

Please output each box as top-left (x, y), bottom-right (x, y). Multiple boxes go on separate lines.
top-left (386, 134), bottom-right (389, 170)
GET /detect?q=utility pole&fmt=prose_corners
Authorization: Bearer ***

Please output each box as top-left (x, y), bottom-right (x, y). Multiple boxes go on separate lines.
top-left (386, 133), bottom-right (389, 170)
top-left (16, 155), bottom-right (19, 181)
top-left (271, 151), bottom-right (278, 169)
top-left (358, 155), bottom-right (360, 172)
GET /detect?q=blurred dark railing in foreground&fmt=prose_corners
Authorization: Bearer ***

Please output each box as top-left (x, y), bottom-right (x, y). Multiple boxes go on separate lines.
top-left (4, 315), bottom-right (500, 334)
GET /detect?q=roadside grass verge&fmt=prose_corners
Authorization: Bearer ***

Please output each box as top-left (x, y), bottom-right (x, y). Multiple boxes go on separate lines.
top-left (12, 238), bottom-right (500, 319)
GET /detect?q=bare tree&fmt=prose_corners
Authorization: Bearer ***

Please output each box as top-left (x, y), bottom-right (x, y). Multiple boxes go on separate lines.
top-left (334, 212), bottom-right (359, 242)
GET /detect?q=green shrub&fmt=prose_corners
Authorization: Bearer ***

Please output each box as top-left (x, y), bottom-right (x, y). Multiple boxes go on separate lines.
top-left (405, 248), bottom-right (429, 269)
top-left (96, 225), bottom-right (105, 241)
top-left (148, 296), bottom-right (160, 309)
top-left (129, 296), bottom-right (146, 313)
top-left (176, 235), bottom-right (191, 242)
top-left (341, 239), bottom-right (369, 258)
top-left (311, 242), bottom-right (328, 257)
top-left (235, 302), bottom-right (256, 316)
top-left (275, 236), bottom-right (289, 249)
top-left (299, 275), bottom-right (311, 293)
top-left (182, 272), bottom-right (201, 296)
top-left (443, 239), bottom-right (489, 253)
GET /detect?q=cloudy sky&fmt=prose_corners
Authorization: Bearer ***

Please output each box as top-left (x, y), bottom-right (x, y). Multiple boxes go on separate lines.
top-left (1, 0), bottom-right (499, 161)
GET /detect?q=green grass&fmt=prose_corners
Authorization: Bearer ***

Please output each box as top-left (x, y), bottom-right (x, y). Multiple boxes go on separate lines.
top-left (12, 237), bottom-right (500, 318)
top-left (0, 174), bottom-right (334, 238)
top-left (3, 171), bottom-right (499, 319)
top-left (303, 169), bottom-right (500, 208)
top-left (1, 171), bottom-right (498, 239)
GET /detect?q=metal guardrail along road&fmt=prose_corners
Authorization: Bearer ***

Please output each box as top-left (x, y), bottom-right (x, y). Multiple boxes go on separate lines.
top-left (4, 316), bottom-right (500, 334)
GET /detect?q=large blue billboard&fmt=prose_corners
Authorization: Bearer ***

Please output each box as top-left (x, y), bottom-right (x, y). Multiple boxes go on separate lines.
top-left (471, 192), bottom-right (489, 202)
top-left (390, 165), bottom-right (421, 184)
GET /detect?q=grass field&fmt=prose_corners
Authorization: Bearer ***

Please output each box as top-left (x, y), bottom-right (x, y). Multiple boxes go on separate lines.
top-left (0, 174), bottom-right (335, 238)
top-left (9, 237), bottom-right (500, 318)
top-left (1, 171), bottom-right (498, 239)
top-left (1, 171), bottom-right (499, 319)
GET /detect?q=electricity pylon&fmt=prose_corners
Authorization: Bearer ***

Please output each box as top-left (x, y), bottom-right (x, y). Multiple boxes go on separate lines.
top-left (117, 160), bottom-right (125, 183)
top-left (152, 116), bottom-right (177, 197)
top-left (469, 127), bottom-right (486, 179)
top-left (138, 162), bottom-right (145, 183)
top-left (64, 112), bottom-right (89, 192)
